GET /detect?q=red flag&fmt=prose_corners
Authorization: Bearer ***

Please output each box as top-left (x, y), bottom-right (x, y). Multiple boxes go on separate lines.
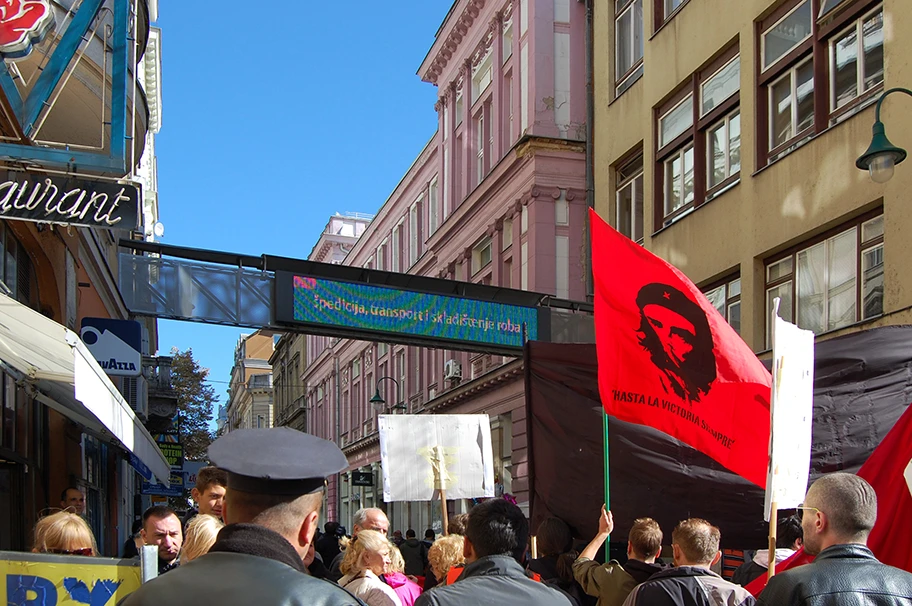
top-left (590, 208), bottom-right (771, 487)
top-left (857, 403), bottom-right (912, 573)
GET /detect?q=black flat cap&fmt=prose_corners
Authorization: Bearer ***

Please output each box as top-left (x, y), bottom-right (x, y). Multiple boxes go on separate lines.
top-left (208, 428), bottom-right (348, 495)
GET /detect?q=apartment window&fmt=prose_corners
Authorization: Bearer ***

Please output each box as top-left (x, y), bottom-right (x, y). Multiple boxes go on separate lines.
top-left (391, 226), bottom-right (401, 272)
top-left (429, 177), bottom-right (439, 236)
top-left (376, 239), bottom-right (387, 271)
top-left (656, 47), bottom-right (740, 228)
top-left (656, 0), bottom-right (688, 30)
top-left (455, 89), bottom-right (464, 126)
top-left (472, 237), bottom-right (493, 275)
top-left (472, 49), bottom-right (494, 104)
top-left (703, 276), bottom-right (741, 334)
top-left (615, 0), bottom-right (644, 95)
top-left (502, 218), bottom-right (513, 250)
top-left (758, 1), bottom-right (883, 164)
top-left (503, 258), bottom-right (512, 288)
top-left (353, 358), bottom-right (361, 378)
top-left (378, 342), bottom-right (389, 358)
top-left (829, 7), bottom-right (883, 112)
top-left (409, 200), bottom-right (421, 266)
top-left (476, 112), bottom-right (485, 184)
top-left (765, 212), bottom-right (883, 347)
top-left (617, 154), bottom-right (644, 243)
top-left (503, 17), bottom-right (514, 62)
top-left (0, 223), bottom-right (36, 307)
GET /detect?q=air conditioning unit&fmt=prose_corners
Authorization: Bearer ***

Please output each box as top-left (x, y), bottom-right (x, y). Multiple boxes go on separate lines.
top-left (123, 375), bottom-right (148, 420)
top-left (443, 359), bottom-right (463, 381)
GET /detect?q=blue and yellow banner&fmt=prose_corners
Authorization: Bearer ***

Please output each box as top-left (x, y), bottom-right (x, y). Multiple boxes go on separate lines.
top-left (2, 552), bottom-right (141, 606)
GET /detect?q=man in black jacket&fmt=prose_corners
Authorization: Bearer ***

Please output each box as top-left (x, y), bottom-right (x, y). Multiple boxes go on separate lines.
top-left (415, 499), bottom-right (572, 606)
top-left (759, 473), bottom-right (912, 606)
top-left (120, 428), bottom-right (364, 606)
top-left (573, 505), bottom-right (665, 606)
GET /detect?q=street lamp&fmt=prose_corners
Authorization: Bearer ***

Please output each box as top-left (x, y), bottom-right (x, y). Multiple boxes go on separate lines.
top-left (370, 376), bottom-right (407, 414)
top-left (856, 88), bottom-right (912, 183)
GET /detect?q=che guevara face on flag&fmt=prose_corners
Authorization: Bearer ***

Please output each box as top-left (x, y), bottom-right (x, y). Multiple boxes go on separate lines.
top-left (636, 283), bottom-right (717, 403)
top-left (590, 208), bottom-right (771, 487)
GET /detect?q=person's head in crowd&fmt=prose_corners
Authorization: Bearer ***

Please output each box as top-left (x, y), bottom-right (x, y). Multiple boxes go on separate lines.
top-left (671, 518), bottom-right (721, 568)
top-left (190, 467), bottom-right (228, 519)
top-left (392, 529), bottom-right (403, 543)
top-left (425, 528), bottom-right (436, 541)
top-left (181, 513), bottom-right (224, 563)
top-left (777, 514), bottom-right (804, 550)
top-left (428, 534), bottom-right (466, 582)
top-left (800, 472), bottom-right (877, 556)
top-left (210, 428), bottom-right (348, 561)
top-left (629, 517), bottom-right (663, 562)
top-left (324, 521), bottom-right (341, 536)
top-left (464, 498), bottom-right (529, 564)
top-left (389, 543), bottom-right (406, 574)
top-left (352, 507), bottom-right (390, 537)
top-left (536, 516), bottom-right (573, 557)
top-left (406, 529), bottom-right (417, 540)
top-left (60, 487), bottom-right (86, 515)
top-left (340, 529), bottom-right (392, 577)
top-left (141, 505), bottom-right (183, 564)
top-left (33, 511), bottom-right (97, 556)
top-left (447, 513), bottom-right (469, 536)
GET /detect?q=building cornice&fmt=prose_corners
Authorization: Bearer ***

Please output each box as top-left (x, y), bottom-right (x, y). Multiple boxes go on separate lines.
top-left (420, 0), bottom-right (489, 85)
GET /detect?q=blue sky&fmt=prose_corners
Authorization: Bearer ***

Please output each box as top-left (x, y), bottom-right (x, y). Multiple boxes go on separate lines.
top-left (154, 2), bottom-right (452, 422)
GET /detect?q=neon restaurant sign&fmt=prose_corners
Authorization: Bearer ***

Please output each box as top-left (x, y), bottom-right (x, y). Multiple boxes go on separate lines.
top-left (274, 272), bottom-right (545, 354)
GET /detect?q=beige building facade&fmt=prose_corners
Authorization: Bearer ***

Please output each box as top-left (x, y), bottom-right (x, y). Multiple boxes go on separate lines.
top-left (226, 330), bottom-right (275, 431)
top-left (593, 0), bottom-right (907, 351)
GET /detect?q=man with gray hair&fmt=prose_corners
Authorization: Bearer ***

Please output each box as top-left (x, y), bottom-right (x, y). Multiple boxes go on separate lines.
top-left (622, 518), bottom-right (754, 606)
top-left (329, 507), bottom-right (390, 580)
top-left (759, 472), bottom-right (912, 605)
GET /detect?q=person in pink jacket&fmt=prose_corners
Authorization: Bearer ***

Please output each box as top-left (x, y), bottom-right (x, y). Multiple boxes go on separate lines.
top-left (387, 544), bottom-right (423, 606)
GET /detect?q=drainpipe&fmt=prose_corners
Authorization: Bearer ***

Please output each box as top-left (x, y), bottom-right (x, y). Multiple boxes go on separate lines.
top-left (583, 0), bottom-right (595, 300)
top-left (334, 352), bottom-right (342, 521)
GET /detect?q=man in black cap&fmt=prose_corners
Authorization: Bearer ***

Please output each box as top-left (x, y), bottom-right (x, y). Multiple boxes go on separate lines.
top-left (121, 428), bottom-right (364, 606)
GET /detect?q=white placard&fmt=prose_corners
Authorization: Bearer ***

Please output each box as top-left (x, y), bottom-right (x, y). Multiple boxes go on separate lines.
top-left (378, 414), bottom-right (495, 502)
top-left (765, 299), bottom-right (815, 520)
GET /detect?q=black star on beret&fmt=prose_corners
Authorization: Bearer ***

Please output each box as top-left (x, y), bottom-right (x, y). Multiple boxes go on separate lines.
top-left (208, 427), bottom-right (348, 495)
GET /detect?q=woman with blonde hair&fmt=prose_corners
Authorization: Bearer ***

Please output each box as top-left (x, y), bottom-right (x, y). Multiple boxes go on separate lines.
top-left (338, 529), bottom-right (402, 606)
top-left (427, 534), bottom-right (465, 586)
top-left (385, 544), bottom-right (423, 606)
top-left (181, 514), bottom-right (224, 563)
top-left (32, 511), bottom-right (97, 556)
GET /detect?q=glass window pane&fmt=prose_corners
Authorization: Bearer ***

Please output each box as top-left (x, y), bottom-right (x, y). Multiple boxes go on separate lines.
top-left (767, 282), bottom-right (793, 347)
top-left (633, 0), bottom-right (643, 63)
top-left (617, 182), bottom-right (633, 239)
top-left (683, 146), bottom-right (695, 205)
top-left (768, 258), bottom-right (793, 282)
top-left (665, 155), bottom-right (682, 214)
top-left (796, 60), bottom-right (815, 133)
top-left (729, 278), bottom-right (741, 298)
top-left (797, 242), bottom-right (826, 333)
top-left (862, 215), bottom-right (884, 242)
top-left (709, 122), bottom-right (726, 188)
top-left (704, 285), bottom-right (726, 315)
top-left (819, 0), bottom-right (845, 18)
top-left (832, 26), bottom-right (859, 108)
top-left (633, 175), bottom-right (644, 242)
top-left (764, 1), bottom-right (812, 69)
top-left (862, 244), bottom-right (884, 319)
top-left (729, 112), bottom-right (741, 175)
top-left (826, 230), bottom-right (856, 330)
top-left (665, 0), bottom-right (684, 14)
top-left (729, 301), bottom-right (741, 334)
top-left (863, 11), bottom-right (884, 91)
top-left (660, 95), bottom-right (693, 147)
top-left (701, 57), bottom-right (740, 116)
top-left (771, 75), bottom-right (793, 148)
top-left (616, 9), bottom-right (633, 78)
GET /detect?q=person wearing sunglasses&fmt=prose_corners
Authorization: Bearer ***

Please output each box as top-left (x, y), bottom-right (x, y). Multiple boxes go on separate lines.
top-left (759, 472), bottom-right (912, 605)
top-left (32, 511), bottom-right (97, 557)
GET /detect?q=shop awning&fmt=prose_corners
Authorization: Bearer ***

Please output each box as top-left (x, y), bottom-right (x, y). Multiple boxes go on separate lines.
top-left (0, 294), bottom-right (170, 484)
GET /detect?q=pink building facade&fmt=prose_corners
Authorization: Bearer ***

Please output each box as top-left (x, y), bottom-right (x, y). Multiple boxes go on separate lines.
top-left (302, 0), bottom-right (588, 532)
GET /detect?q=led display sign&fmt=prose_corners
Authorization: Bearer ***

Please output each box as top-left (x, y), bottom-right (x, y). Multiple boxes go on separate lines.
top-left (274, 272), bottom-right (543, 353)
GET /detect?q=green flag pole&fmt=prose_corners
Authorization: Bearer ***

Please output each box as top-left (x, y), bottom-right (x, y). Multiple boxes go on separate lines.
top-left (603, 410), bottom-right (611, 563)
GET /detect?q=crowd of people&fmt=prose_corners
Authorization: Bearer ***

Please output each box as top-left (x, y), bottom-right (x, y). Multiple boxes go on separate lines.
top-left (31, 427), bottom-right (912, 606)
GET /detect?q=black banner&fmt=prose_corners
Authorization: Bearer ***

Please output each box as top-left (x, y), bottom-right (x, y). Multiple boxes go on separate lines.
top-left (352, 471), bottom-right (373, 487)
top-left (525, 326), bottom-right (912, 547)
top-left (0, 170), bottom-right (140, 230)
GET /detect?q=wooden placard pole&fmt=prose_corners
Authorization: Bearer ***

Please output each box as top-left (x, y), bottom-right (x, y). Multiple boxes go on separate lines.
top-left (767, 500), bottom-right (778, 579)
